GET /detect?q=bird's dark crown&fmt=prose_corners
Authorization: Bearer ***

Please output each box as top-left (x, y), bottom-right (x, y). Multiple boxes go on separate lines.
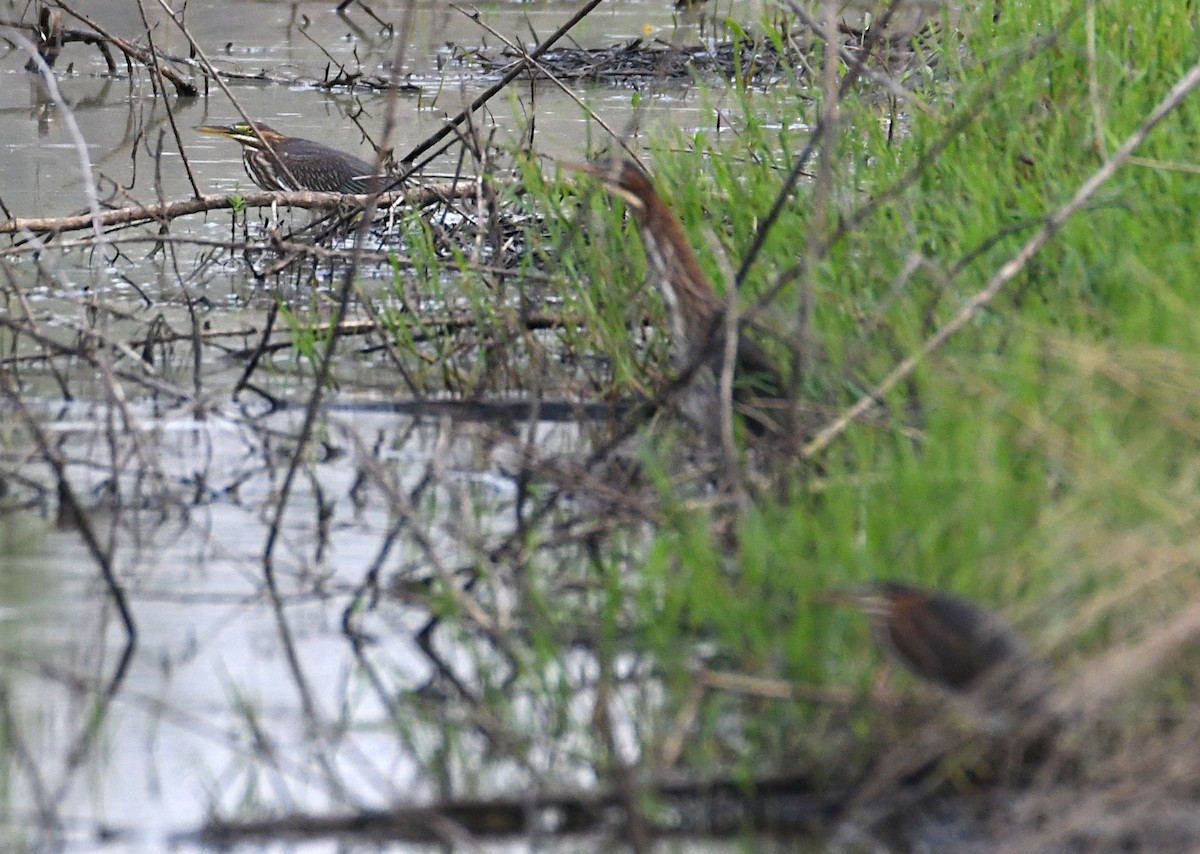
top-left (196, 122), bottom-right (284, 148)
top-left (563, 159), bottom-right (658, 217)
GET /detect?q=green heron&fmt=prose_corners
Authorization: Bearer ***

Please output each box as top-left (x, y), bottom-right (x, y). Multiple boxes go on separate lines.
top-left (820, 582), bottom-right (1054, 722)
top-left (565, 159), bottom-right (785, 436)
top-left (196, 122), bottom-right (380, 193)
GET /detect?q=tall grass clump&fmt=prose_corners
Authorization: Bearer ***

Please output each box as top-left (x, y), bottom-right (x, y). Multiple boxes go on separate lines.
top-left (537, 0), bottom-right (1200, 814)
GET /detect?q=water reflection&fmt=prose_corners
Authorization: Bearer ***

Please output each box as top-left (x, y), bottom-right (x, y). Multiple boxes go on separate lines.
top-left (2, 400), bottom-right (598, 850)
top-left (1, 0), bottom-right (712, 222)
top-left (0, 0), bottom-right (801, 848)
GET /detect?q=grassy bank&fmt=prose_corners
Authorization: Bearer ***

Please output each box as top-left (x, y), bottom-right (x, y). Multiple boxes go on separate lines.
top-left (483, 0), bottom-right (1200, 842)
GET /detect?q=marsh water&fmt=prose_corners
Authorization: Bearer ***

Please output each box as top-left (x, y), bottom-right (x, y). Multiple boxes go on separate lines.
top-left (0, 2), bottom-right (760, 851)
top-left (0, 1), bottom-right (955, 851)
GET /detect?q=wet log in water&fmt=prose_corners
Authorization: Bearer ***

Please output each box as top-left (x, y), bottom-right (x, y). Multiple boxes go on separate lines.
top-left (185, 773), bottom-right (838, 847)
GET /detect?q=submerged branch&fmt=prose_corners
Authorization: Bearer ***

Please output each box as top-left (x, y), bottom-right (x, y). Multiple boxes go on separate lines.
top-left (186, 772), bottom-right (836, 846)
top-left (0, 179), bottom-right (489, 235)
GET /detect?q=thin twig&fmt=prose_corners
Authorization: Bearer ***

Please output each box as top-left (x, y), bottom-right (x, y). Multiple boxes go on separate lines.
top-left (400, 0), bottom-right (607, 165)
top-left (802, 58), bottom-right (1200, 459)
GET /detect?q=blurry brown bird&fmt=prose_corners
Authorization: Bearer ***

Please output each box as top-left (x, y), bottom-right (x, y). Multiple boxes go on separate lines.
top-left (565, 159), bottom-right (785, 436)
top-left (819, 581), bottom-right (1054, 724)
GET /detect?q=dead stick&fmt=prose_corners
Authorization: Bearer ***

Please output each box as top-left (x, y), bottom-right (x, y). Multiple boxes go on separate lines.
top-left (399, 0), bottom-right (607, 165)
top-left (802, 60), bottom-right (1200, 460)
top-left (0, 179), bottom-right (486, 235)
top-left (53, 0), bottom-right (197, 95)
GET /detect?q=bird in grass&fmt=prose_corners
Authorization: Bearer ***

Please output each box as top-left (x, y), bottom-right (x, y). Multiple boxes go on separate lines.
top-left (565, 159), bottom-right (785, 436)
top-left (818, 581), bottom-right (1055, 725)
top-left (196, 121), bottom-right (381, 194)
